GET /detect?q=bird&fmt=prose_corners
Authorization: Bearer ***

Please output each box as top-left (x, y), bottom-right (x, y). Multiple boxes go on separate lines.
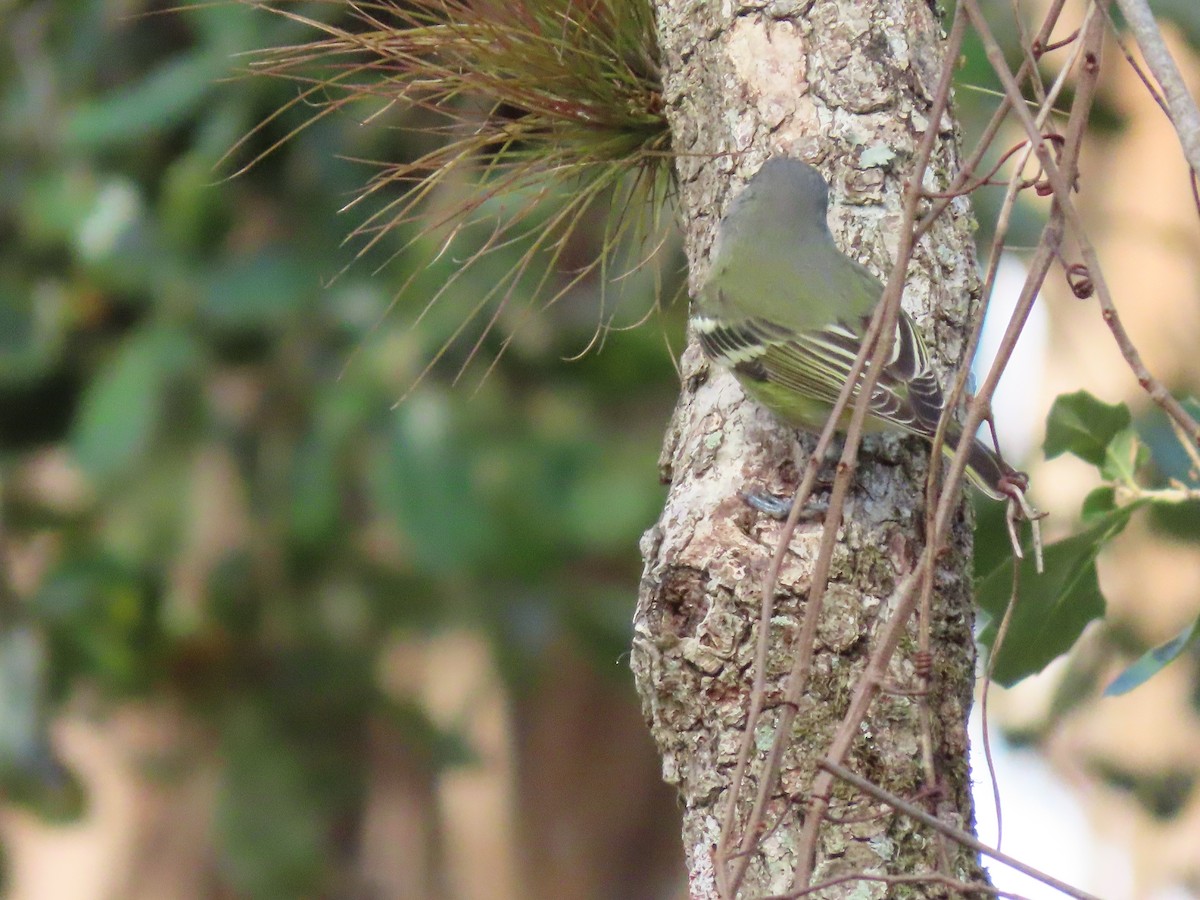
top-left (690, 156), bottom-right (1018, 501)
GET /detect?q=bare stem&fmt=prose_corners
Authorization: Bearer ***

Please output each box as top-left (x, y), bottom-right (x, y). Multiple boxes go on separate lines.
top-left (787, 9), bottom-right (968, 888)
top-left (962, 0), bottom-right (1200, 451)
top-left (1111, 0), bottom-right (1200, 177)
top-left (819, 762), bottom-right (1104, 900)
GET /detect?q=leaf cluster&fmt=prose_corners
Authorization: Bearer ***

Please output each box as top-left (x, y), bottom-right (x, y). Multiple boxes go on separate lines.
top-left (977, 391), bottom-right (1200, 692)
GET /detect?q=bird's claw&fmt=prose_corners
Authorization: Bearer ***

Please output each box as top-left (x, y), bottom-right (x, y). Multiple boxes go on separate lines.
top-left (997, 472), bottom-right (1046, 574)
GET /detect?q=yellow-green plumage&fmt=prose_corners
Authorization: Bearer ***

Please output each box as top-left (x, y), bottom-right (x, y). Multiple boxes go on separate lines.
top-left (691, 157), bottom-right (1014, 500)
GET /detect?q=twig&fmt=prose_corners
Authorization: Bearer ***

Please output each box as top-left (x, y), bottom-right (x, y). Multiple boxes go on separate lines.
top-left (1122, 484), bottom-right (1200, 504)
top-left (961, 0), bottom-right (1200, 451)
top-left (981, 558), bottom-right (1023, 852)
top-left (784, 2), bottom-right (1101, 887)
top-left (923, 2), bottom-right (1101, 646)
top-left (773, 871), bottom-right (1033, 900)
top-left (789, 11), bottom-right (1105, 896)
top-left (716, 13), bottom-right (975, 892)
top-left (782, 12), bottom-right (970, 890)
top-left (717, 205), bottom-right (894, 895)
top-left (911, 0), bottom-right (1073, 246)
top-left (1010, 0), bottom-right (1047, 107)
top-left (820, 761), bottom-right (1104, 900)
top-left (919, 8), bottom-right (1098, 841)
top-left (1112, 0), bottom-right (1200, 178)
top-left (1097, 3), bottom-right (1170, 117)
top-left (714, 171), bottom-right (895, 897)
top-left (914, 0), bottom-right (1083, 509)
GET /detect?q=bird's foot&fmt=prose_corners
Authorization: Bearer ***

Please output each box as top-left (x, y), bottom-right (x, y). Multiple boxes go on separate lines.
top-left (997, 471), bottom-right (1047, 574)
top-left (741, 490), bottom-right (829, 521)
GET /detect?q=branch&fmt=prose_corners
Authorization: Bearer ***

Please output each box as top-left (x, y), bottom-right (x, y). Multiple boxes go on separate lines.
top-left (717, 13), bottom-right (974, 892)
top-left (1112, 0), bottom-right (1200, 178)
top-left (784, 10), bottom-right (970, 887)
top-left (962, 0), bottom-right (1200, 451)
top-left (819, 762), bottom-right (1104, 900)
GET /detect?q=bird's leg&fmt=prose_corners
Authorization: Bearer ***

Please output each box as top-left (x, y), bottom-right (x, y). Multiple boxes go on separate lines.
top-left (984, 407), bottom-right (1003, 459)
top-left (966, 389), bottom-right (1005, 458)
top-left (740, 490), bottom-right (830, 520)
top-left (742, 452), bottom-right (841, 519)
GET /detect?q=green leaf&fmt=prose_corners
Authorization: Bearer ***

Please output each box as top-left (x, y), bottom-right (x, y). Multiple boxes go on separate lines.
top-left (1134, 397), bottom-right (1200, 538)
top-left (1044, 391), bottom-right (1132, 466)
top-left (972, 495), bottom-right (1014, 583)
top-left (63, 52), bottom-right (222, 150)
top-left (1106, 615), bottom-right (1200, 696)
top-left (19, 170), bottom-right (101, 249)
top-left (565, 452), bottom-right (662, 551)
top-left (32, 554), bottom-right (159, 696)
top-left (215, 713), bottom-right (331, 897)
top-left (1100, 428), bottom-right (1149, 484)
top-left (1136, 396), bottom-right (1200, 486)
top-left (977, 503), bottom-right (1142, 686)
top-left (372, 395), bottom-right (494, 575)
top-left (201, 249), bottom-right (320, 329)
top-left (1080, 486), bottom-right (1117, 521)
top-left (70, 326), bottom-right (199, 482)
top-left (288, 437), bottom-right (341, 547)
top-left (159, 152), bottom-right (233, 251)
top-left (0, 278), bottom-right (69, 385)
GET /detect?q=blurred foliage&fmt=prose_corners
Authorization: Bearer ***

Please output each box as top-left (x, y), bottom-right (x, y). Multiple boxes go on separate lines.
top-left (0, 0), bottom-right (680, 892)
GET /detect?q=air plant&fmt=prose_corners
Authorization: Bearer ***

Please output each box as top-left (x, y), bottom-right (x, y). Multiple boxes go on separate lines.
top-left (233, 0), bottom-right (673, 391)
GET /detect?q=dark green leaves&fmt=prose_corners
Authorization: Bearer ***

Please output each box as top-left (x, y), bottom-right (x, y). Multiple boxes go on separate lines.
top-left (1044, 391), bottom-right (1132, 466)
top-left (201, 249), bottom-right (322, 330)
top-left (70, 326), bottom-right (200, 483)
top-left (31, 553), bottom-right (161, 697)
top-left (975, 392), bottom-right (1143, 686)
top-left (978, 503), bottom-right (1140, 687)
top-left (1101, 427), bottom-right (1150, 484)
top-left (982, 390), bottom-right (1200, 689)
top-left (64, 52), bottom-right (223, 151)
top-left (372, 395), bottom-right (494, 576)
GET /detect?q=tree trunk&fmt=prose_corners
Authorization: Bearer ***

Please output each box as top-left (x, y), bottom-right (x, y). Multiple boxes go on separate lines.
top-left (632, 0), bottom-right (987, 896)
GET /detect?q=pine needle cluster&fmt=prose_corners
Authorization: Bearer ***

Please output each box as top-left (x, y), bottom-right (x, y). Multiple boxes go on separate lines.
top-left (234, 0), bottom-right (673, 387)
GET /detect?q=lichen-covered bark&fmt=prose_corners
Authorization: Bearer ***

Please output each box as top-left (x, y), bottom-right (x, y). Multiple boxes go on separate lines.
top-left (631, 1), bottom-right (987, 896)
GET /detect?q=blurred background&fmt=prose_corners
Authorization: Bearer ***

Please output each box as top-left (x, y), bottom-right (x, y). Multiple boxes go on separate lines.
top-left (0, 1), bottom-right (685, 896)
top-left (1, 0), bottom-right (1199, 898)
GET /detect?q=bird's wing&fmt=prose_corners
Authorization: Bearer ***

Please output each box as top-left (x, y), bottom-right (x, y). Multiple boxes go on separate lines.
top-left (696, 305), bottom-right (946, 435)
top-left (885, 311), bottom-right (945, 431)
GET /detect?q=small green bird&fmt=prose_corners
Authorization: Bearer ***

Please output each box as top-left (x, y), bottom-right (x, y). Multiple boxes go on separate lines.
top-left (691, 157), bottom-right (1016, 500)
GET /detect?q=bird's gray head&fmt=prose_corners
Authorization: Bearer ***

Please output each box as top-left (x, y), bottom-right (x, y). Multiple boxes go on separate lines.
top-left (719, 157), bottom-right (831, 243)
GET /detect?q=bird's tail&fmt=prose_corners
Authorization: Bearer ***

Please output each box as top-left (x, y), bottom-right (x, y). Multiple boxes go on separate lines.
top-left (941, 429), bottom-right (1022, 501)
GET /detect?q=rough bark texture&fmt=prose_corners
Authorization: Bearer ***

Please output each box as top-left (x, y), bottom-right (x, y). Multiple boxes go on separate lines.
top-left (631, 1), bottom-right (987, 896)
